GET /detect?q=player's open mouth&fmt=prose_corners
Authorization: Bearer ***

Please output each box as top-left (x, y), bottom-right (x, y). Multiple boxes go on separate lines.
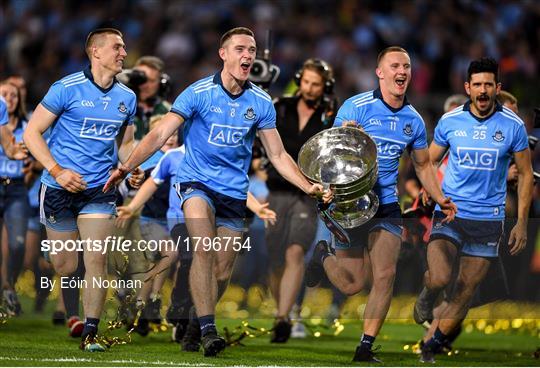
top-left (477, 95), bottom-right (489, 103)
top-left (395, 78), bottom-right (406, 87)
top-left (240, 62), bottom-right (250, 72)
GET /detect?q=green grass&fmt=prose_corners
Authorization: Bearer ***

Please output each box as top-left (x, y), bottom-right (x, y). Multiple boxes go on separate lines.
top-left (0, 299), bottom-right (538, 366)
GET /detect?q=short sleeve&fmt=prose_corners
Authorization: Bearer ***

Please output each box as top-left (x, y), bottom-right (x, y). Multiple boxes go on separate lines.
top-left (171, 86), bottom-right (197, 121)
top-left (334, 98), bottom-right (360, 128)
top-left (411, 116), bottom-right (428, 150)
top-left (41, 81), bottom-right (66, 116)
top-left (126, 94), bottom-right (137, 126)
top-left (433, 118), bottom-right (449, 147)
top-left (511, 123), bottom-right (529, 153)
top-left (257, 101), bottom-right (276, 130)
top-left (151, 153), bottom-right (171, 185)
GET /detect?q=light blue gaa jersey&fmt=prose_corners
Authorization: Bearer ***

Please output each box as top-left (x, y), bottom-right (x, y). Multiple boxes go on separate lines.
top-left (0, 96), bottom-right (8, 126)
top-left (151, 146), bottom-right (185, 223)
top-left (433, 102), bottom-right (528, 220)
top-left (40, 68), bottom-right (136, 189)
top-left (171, 73), bottom-right (276, 200)
top-left (334, 88), bottom-right (428, 205)
top-left (140, 150), bottom-right (164, 172)
top-left (0, 119), bottom-right (27, 178)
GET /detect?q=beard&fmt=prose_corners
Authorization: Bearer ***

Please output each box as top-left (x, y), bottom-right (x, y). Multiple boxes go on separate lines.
top-left (304, 97), bottom-right (320, 108)
top-left (300, 91), bottom-right (322, 108)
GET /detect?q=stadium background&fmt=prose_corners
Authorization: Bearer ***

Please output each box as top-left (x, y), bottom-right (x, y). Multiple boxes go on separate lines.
top-left (0, 0), bottom-right (539, 365)
top-left (6, 0), bottom-right (538, 297)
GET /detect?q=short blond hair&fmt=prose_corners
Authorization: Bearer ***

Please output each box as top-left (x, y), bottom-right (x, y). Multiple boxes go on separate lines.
top-left (377, 46), bottom-right (409, 66)
top-left (85, 28), bottom-right (123, 59)
top-left (497, 90), bottom-right (517, 106)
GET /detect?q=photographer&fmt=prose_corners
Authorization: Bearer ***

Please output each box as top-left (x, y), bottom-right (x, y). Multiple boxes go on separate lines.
top-left (124, 56), bottom-right (171, 140)
top-left (266, 58), bottom-right (337, 343)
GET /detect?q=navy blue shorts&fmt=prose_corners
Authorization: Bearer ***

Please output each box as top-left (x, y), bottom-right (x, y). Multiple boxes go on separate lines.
top-left (429, 211), bottom-right (503, 258)
top-left (175, 181), bottom-right (247, 232)
top-left (334, 202), bottom-right (403, 250)
top-left (39, 184), bottom-right (117, 232)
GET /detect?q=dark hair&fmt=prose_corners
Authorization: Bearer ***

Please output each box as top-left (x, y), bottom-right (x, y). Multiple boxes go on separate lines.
top-left (85, 28), bottom-right (123, 58)
top-left (377, 46), bottom-right (409, 65)
top-left (135, 56), bottom-right (165, 73)
top-left (220, 27), bottom-right (255, 47)
top-left (0, 81), bottom-right (26, 120)
top-left (301, 58), bottom-right (334, 82)
top-left (467, 57), bottom-right (499, 82)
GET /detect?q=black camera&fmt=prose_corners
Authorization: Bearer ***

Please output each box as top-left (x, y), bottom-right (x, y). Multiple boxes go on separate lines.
top-left (250, 59), bottom-right (280, 89)
top-left (249, 30), bottom-right (280, 91)
top-left (117, 69), bottom-right (147, 88)
top-left (116, 69), bottom-right (171, 99)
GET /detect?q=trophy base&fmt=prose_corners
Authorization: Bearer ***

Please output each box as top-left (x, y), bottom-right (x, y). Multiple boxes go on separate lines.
top-left (327, 191), bottom-right (379, 229)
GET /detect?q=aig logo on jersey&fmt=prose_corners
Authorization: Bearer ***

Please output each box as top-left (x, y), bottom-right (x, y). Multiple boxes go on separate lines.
top-left (80, 118), bottom-right (122, 141)
top-left (208, 124), bottom-right (249, 147)
top-left (457, 147), bottom-right (499, 171)
top-left (373, 136), bottom-right (406, 159)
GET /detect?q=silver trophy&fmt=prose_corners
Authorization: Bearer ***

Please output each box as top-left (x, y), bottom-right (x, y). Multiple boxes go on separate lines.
top-left (298, 127), bottom-right (379, 229)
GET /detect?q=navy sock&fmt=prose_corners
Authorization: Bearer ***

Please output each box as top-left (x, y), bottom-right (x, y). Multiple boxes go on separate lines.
top-left (321, 251), bottom-right (332, 264)
top-left (319, 243), bottom-right (333, 264)
top-left (425, 327), bottom-right (447, 351)
top-left (62, 282), bottom-right (80, 319)
top-left (198, 314), bottom-right (216, 336)
top-left (81, 317), bottom-right (100, 339)
top-left (359, 333), bottom-right (376, 350)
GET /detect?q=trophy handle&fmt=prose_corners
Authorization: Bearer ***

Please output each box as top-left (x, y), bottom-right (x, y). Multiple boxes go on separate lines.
top-left (317, 184), bottom-right (351, 244)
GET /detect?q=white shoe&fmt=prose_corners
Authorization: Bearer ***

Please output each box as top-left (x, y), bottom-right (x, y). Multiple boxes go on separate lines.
top-left (290, 321), bottom-right (306, 338)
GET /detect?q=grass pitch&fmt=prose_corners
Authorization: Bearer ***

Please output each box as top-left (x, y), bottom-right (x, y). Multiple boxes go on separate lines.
top-left (0, 300), bottom-right (538, 366)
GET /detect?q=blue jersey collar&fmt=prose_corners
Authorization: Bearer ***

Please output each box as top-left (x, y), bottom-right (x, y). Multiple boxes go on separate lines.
top-left (83, 66), bottom-right (117, 94)
top-left (373, 88), bottom-right (409, 113)
top-left (463, 100), bottom-right (503, 122)
top-left (213, 71), bottom-right (252, 100)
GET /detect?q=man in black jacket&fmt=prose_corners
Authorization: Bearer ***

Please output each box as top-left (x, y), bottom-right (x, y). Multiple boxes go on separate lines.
top-left (267, 58), bottom-right (337, 343)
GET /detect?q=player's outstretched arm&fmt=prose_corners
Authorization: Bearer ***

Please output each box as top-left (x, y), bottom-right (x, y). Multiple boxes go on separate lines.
top-left (258, 128), bottom-right (333, 203)
top-left (413, 145), bottom-right (457, 221)
top-left (23, 104), bottom-right (86, 192)
top-left (104, 111), bottom-right (184, 192)
top-left (508, 148), bottom-right (534, 255)
top-left (246, 192), bottom-right (276, 226)
top-left (116, 177), bottom-right (159, 228)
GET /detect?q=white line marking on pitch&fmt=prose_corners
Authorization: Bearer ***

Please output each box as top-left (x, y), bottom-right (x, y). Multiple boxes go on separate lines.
top-left (0, 356), bottom-right (212, 366)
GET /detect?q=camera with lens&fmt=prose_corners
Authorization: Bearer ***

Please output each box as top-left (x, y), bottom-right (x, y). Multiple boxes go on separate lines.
top-left (117, 69), bottom-right (147, 89)
top-left (116, 69), bottom-right (171, 99)
top-left (249, 30), bottom-right (280, 91)
top-left (250, 59), bottom-right (280, 90)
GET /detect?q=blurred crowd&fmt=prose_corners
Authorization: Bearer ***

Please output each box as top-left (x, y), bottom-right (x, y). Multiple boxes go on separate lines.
top-left (1, 0), bottom-right (539, 305)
